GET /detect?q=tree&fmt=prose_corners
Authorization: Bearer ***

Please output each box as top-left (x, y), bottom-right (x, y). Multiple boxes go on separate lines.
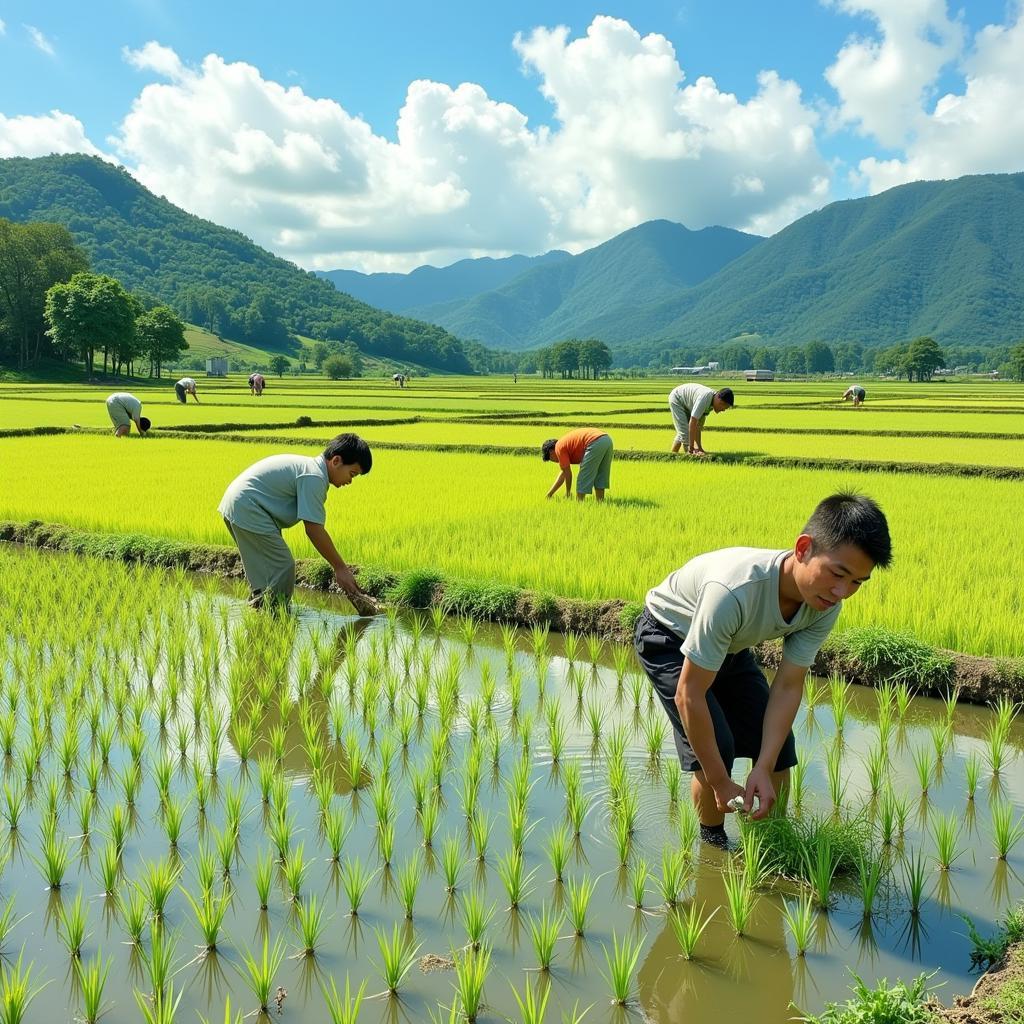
top-left (1008, 341), bottom-right (1024, 382)
top-left (906, 336), bottom-right (945, 381)
top-left (552, 340), bottom-right (581, 378)
top-left (311, 341), bottom-right (331, 369)
top-left (578, 338), bottom-right (612, 379)
top-left (777, 347), bottom-right (806, 375)
top-left (323, 354), bottom-right (353, 379)
top-left (0, 219), bottom-right (89, 368)
top-left (136, 305), bottom-right (188, 378)
top-left (270, 355), bottom-right (290, 377)
top-left (751, 347), bottom-right (776, 371)
top-left (44, 272), bottom-right (137, 377)
top-left (804, 340), bottom-right (835, 374)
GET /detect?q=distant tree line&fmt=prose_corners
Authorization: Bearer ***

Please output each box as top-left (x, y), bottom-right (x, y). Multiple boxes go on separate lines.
top-left (515, 339), bottom-right (614, 379)
top-left (0, 218), bottom-right (187, 375)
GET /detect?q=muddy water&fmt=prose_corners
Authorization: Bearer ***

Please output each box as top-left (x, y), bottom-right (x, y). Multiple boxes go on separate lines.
top-left (5, 577), bottom-right (1023, 1024)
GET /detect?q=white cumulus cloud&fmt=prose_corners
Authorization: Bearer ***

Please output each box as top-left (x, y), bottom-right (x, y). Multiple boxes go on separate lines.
top-left (24, 24), bottom-right (55, 57)
top-left (0, 110), bottom-right (105, 158)
top-left (113, 19), bottom-right (830, 270)
top-left (853, 6), bottom-right (1024, 192)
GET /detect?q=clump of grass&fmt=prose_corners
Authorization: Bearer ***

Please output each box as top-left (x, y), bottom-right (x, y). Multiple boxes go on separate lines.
top-left (798, 973), bottom-right (936, 1024)
top-left (670, 902), bottom-right (715, 960)
top-left (803, 837), bottom-right (840, 910)
top-left (962, 902), bottom-right (1024, 970)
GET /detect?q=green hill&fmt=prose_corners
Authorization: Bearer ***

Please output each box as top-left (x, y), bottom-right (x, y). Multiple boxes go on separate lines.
top-left (0, 154), bottom-right (480, 373)
top-left (403, 220), bottom-right (762, 350)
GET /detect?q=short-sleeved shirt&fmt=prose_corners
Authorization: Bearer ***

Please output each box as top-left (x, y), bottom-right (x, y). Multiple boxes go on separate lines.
top-left (670, 383), bottom-right (714, 422)
top-left (645, 547), bottom-right (841, 671)
top-left (177, 378), bottom-right (197, 390)
top-left (554, 429), bottom-right (608, 469)
top-left (219, 454), bottom-right (330, 535)
top-left (846, 385), bottom-right (865, 398)
top-left (106, 393), bottom-right (142, 419)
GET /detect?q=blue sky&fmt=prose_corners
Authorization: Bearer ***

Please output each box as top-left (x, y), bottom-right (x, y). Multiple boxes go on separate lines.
top-left (1, 1), bottom-right (1022, 270)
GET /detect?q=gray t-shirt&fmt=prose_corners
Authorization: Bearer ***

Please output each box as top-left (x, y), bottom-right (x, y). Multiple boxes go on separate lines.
top-left (177, 377), bottom-right (197, 390)
top-left (106, 392), bottom-right (142, 419)
top-left (670, 383), bottom-right (714, 422)
top-left (645, 547), bottom-right (841, 670)
top-left (219, 454), bottom-right (329, 535)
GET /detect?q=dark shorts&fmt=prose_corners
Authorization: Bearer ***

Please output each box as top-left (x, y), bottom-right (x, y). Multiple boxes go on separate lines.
top-left (633, 607), bottom-right (797, 775)
top-left (174, 382), bottom-right (187, 403)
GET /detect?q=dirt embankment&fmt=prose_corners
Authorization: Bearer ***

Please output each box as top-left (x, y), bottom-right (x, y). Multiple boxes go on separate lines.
top-left (932, 945), bottom-right (1024, 1023)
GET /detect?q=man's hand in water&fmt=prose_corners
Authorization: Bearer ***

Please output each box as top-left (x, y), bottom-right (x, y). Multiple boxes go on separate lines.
top-left (334, 565), bottom-right (359, 596)
top-left (349, 591), bottom-right (383, 616)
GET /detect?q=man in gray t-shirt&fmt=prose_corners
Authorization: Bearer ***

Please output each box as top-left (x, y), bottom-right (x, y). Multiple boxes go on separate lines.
top-left (218, 433), bottom-right (376, 612)
top-left (634, 493), bottom-right (891, 846)
top-left (105, 392), bottom-right (150, 437)
top-left (668, 384), bottom-right (734, 455)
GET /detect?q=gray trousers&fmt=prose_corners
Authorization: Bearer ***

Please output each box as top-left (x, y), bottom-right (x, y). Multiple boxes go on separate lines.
top-left (223, 518), bottom-right (295, 609)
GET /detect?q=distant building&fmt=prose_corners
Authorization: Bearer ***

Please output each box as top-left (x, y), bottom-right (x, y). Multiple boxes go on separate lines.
top-left (670, 363), bottom-right (717, 375)
top-left (745, 369), bottom-right (775, 381)
top-left (206, 357), bottom-right (228, 377)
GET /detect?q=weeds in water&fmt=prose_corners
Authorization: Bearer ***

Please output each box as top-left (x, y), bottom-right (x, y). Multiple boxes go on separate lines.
top-left (671, 902), bottom-right (716, 960)
top-left (453, 943), bottom-right (490, 1022)
top-left (798, 973), bottom-right (936, 1024)
top-left (238, 935), bottom-right (286, 1014)
top-left (321, 974), bottom-right (366, 1024)
top-left (601, 932), bottom-right (643, 1005)
top-left (528, 902), bottom-right (563, 970)
top-left (782, 895), bottom-right (815, 955)
top-left (991, 801), bottom-right (1024, 860)
top-left (75, 951), bottom-right (111, 1023)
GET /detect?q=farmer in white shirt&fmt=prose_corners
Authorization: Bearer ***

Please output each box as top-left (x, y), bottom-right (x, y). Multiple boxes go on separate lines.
top-left (175, 377), bottom-right (199, 403)
top-left (668, 384), bottom-right (734, 455)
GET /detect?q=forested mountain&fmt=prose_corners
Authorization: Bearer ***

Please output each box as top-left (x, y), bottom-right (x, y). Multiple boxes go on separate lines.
top-left (318, 250), bottom-right (570, 312)
top-left (401, 220), bottom-right (762, 349)
top-left (0, 154), bottom-right (483, 372)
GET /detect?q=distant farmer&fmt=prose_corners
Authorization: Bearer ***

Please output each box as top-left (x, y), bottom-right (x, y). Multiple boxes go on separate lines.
top-left (105, 392), bottom-right (150, 437)
top-left (392, 373), bottom-right (406, 388)
top-left (669, 384), bottom-right (734, 455)
top-left (541, 428), bottom-right (614, 502)
top-left (634, 492), bottom-right (891, 848)
top-left (175, 376), bottom-right (199, 404)
top-left (249, 373), bottom-right (266, 396)
top-left (842, 384), bottom-right (866, 407)
top-left (218, 433), bottom-right (377, 613)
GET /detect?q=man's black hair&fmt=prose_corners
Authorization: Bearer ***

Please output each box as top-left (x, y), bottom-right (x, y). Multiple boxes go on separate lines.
top-left (803, 492), bottom-right (892, 568)
top-left (139, 417), bottom-right (151, 432)
top-left (541, 438), bottom-right (558, 461)
top-left (324, 433), bottom-right (372, 473)
top-left (715, 387), bottom-right (735, 407)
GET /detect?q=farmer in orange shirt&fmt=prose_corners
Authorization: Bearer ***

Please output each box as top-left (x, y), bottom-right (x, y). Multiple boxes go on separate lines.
top-left (541, 428), bottom-right (614, 502)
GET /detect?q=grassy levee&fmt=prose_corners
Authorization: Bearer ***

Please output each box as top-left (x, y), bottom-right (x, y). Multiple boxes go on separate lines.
top-left (2, 517), bottom-right (1021, 703)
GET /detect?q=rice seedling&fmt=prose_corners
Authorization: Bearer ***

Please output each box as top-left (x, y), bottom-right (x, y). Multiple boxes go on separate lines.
top-left (1, 782), bottom-right (25, 832)
top-left (0, 900), bottom-right (22, 956)
top-left (629, 858), bottom-right (649, 909)
top-left (420, 795), bottom-right (440, 849)
top-left (0, 952), bottom-right (48, 1024)
top-left (803, 836), bottom-right (839, 909)
top-left (658, 846), bottom-right (688, 906)
top-left (601, 932), bottom-right (643, 1005)
top-left (530, 623), bottom-right (549, 659)
top-left (323, 805), bottom-right (350, 864)
top-left (911, 744), bottom-right (934, 795)
top-left (528, 902), bottom-right (563, 971)
top-left (144, 923), bottom-right (178, 999)
top-left (664, 760), bottom-right (682, 804)
top-left (642, 713), bottom-right (668, 761)
top-left (722, 861), bottom-right (757, 934)
top-left (965, 751), bottom-right (981, 800)
top-left (35, 819), bottom-right (70, 889)
top-left (470, 809), bottom-right (492, 862)
top-left (545, 824), bottom-right (572, 884)
top-left (782, 894), bottom-right (816, 955)
top-left (611, 810), bottom-right (633, 867)
top-left (510, 977), bottom-right (551, 1024)
top-left (340, 856), bottom-right (375, 916)
top-left (568, 665), bottom-right (586, 705)
top-left (789, 759), bottom-right (807, 810)
top-left (321, 975), bottom-right (366, 1024)
top-left (626, 672), bottom-right (647, 710)
top-left (283, 842), bottom-right (308, 901)
top-left (139, 857), bottom-right (182, 920)
top-left (253, 848), bottom-right (274, 911)
top-left (825, 743), bottom-right (846, 807)
top-left (460, 888), bottom-right (495, 949)
top-left (990, 800), bottom-right (1024, 859)
top-left (829, 675), bottom-right (851, 732)
top-left (507, 798), bottom-right (537, 853)
top-left (74, 951), bottom-right (111, 1024)
top-left (737, 822), bottom-right (779, 888)
top-left (877, 790), bottom-right (898, 847)
top-left (565, 874), bottom-right (595, 936)
top-left (162, 795), bottom-right (186, 850)
top-left (58, 889), bottom-right (89, 958)
top-left (453, 943), bottom-right (491, 1022)
top-left (213, 824), bottom-right (237, 880)
top-left (293, 893), bottom-right (328, 957)
top-left (671, 901), bottom-right (716, 960)
top-left (193, 842), bottom-right (218, 897)
top-left (458, 615), bottom-right (479, 647)
top-left (585, 698), bottom-right (605, 745)
top-left (857, 851), bottom-right (884, 917)
top-left (930, 720), bottom-right (952, 762)
top-left (182, 886), bottom-right (230, 953)
top-left (135, 984), bottom-right (184, 1024)
top-left (118, 889), bottom-right (149, 946)
top-left (898, 849), bottom-right (930, 925)
top-left (396, 853), bottom-right (422, 919)
top-left (565, 787), bottom-right (590, 839)
top-left (863, 743), bottom-right (887, 797)
top-left (986, 721), bottom-right (1009, 775)
top-left (439, 835), bottom-right (464, 893)
top-left (497, 849), bottom-right (538, 910)
top-left (992, 695), bottom-right (1019, 737)
top-left (238, 934), bottom-right (286, 1015)
top-left (931, 811), bottom-right (963, 870)
top-left (268, 807), bottom-right (297, 863)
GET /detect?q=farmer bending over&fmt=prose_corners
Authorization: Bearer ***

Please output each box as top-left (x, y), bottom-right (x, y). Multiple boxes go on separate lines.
top-left (249, 373), bottom-right (266, 396)
top-left (105, 392), bottom-right (150, 437)
top-left (218, 433), bottom-right (375, 612)
top-left (669, 384), bottom-right (734, 455)
top-left (175, 377), bottom-right (199, 403)
top-left (634, 493), bottom-right (891, 848)
top-left (542, 428), bottom-right (614, 502)
top-left (842, 384), bottom-right (866, 407)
